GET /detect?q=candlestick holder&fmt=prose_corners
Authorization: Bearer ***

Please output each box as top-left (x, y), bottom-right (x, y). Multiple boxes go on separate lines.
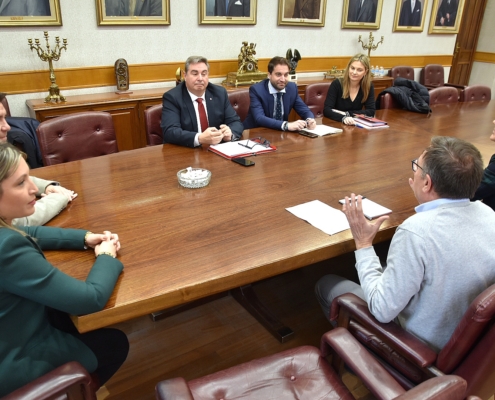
top-left (28, 31), bottom-right (68, 103)
top-left (358, 31), bottom-right (384, 60)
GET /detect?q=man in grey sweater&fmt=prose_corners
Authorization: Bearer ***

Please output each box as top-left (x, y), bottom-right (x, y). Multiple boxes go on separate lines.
top-left (316, 136), bottom-right (495, 351)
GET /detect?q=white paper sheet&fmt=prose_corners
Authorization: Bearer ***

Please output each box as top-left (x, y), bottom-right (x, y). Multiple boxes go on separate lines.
top-left (286, 200), bottom-right (350, 235)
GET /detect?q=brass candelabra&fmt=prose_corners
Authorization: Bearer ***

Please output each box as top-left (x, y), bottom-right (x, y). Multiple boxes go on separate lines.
top-left (358, 32), bottom-right (384, 60)
top-left (28, 31), bottom-right (68, 103)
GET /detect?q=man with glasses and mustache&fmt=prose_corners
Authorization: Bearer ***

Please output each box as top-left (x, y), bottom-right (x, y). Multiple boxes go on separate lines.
top-left (161, 56), bottom-right (244, 148)
top-left (316, 136), bottom-right (495, 351)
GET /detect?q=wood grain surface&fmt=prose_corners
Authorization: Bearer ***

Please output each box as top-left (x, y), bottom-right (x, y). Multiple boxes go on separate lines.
top-left (33, 101), bottom-right (495, 333)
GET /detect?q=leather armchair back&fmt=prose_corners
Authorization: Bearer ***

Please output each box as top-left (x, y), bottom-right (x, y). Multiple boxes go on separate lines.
top-left (420, 64), bottom-right (445, 88)
top-left (389, 66), bottom-right (415, 81)
top-left (304, 82), bottom-right (331, 118)
top-left (227, 89), bottom-right (250, 122)
top-left (36, 111), bottom-right (118, 166)
top-left (144, 104), bottom-right (163, 146)
top-left (460, 85), bottom-right (491, 102)
top-left (380, 93), bottom-right (400, 109)
top-left (428, 87), bottom-right (459, 104)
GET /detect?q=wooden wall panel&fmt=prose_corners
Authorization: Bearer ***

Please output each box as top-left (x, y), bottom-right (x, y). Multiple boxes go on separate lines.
top-left (0, 55), bottom-right (453, 95)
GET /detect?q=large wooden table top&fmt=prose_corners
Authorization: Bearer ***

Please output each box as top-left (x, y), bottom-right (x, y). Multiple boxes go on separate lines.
top-left (34, 100), bottom-right (495, 333)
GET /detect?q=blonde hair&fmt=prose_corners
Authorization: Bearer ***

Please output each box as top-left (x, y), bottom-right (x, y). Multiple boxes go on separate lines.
top-left (0, 142), bottom-right (27, 233)
top-left (340, 54), bottom-right (372, 104)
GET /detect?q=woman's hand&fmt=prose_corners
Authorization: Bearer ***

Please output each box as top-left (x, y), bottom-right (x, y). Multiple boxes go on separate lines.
top-left (86, 231), bottom-right (121, 253)
top-left (95, 237), bottom-right (120, 258)
top-left (342, 116), bottom-right (356, 125)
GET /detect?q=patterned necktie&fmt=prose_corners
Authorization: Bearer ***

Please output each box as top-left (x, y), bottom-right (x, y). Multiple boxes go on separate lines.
top-left (196, 98), bottom-right (209, 132)
top-left (275, 93), bottom-right (283, 121)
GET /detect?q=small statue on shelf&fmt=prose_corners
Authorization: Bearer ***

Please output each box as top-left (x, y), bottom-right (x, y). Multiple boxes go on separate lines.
top-left (114, 58), bottom-right (131, 94)
top-left (286, 49), bottom-right (301, 75)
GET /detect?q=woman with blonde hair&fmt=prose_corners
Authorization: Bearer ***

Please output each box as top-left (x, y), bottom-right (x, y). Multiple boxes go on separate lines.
top-left (0, 142), bottom-right (128, 396)
top-left (323, 53), bottom-right (375, 125)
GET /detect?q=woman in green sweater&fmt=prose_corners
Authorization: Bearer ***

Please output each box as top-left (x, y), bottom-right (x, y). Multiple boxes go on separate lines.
top-left (0, 142), bottom-right (128, 396)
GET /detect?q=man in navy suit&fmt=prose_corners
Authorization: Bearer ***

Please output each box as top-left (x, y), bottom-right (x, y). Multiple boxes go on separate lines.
top-left (398, 0), bottom-right (422, 26)
top-left (105, 0), bottom-right (162, 16)
top-left (214, 0), bottom-right (250, 16)
top-left (243, 57), bottom-right (316, 132)
top-left (161, 56), bottom-right (244, 148)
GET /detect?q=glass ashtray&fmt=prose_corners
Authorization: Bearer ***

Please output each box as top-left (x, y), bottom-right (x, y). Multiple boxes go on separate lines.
top-left (177, 168), bottom-right (211, 189)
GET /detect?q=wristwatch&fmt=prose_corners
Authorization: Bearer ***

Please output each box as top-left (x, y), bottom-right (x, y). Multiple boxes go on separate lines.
top-left (282, 121), bottom-right (289, 131)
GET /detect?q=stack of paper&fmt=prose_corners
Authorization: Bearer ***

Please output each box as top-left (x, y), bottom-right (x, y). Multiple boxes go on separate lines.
top-left (300, 124), bottom-right (343, 137)
top-left (286, 200), bottom-right (350, 235)
top-left (353, 115), bottom-right (389, 130)
top-left (338, 197), bottom-right (392, 220)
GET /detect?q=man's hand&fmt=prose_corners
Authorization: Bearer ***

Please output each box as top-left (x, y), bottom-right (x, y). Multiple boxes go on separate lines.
top-left (219, 124), bottom-right (233, 141)
top-left (306, 118), bottom-right (317, 130)
top-left (287, 120), bottom-right (307, 131)
top-left (198, 127), bottom-right (224, 145)
top-left (342, 194), bottom-right (389, 250)
top-left (43, 185), bottom-right (77, 201)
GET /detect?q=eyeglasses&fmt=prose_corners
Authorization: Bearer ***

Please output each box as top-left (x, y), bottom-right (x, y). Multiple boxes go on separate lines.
top-left (238, 137), bottom-right (271, 150)
top-left (411, 159), bottom-right (425, 173)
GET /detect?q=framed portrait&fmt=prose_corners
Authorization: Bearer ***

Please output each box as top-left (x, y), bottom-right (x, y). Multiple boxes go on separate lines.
top-left (341, 0), bottom-right (383, 29)
top-left (199, 0), bottom-right (257, 25)
top-left (0, 0), bottom-right (62, 26)
top-left (96, 0), bottom-right (170, 26)
top-left (393, 0), bottom-right (428, 32)
top-left (278, 0), bottom-right (327, 27)
top-left (428, 0), bottom-right (465, 34)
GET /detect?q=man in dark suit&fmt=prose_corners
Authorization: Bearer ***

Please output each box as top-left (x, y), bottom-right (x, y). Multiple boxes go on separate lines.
top-left (398, 0), bottom-right (422, 26)
top-left (161, 56), bottom-right (244, 148)
top-left (105, 0), bottom-right (162, 16)
top-left (214, 0), bottom-right (250, 17)
top-left (292, 0), bottom-right (321, 19)
top-left (435, 0), bottom-right (458, 26)
top-left (347, 0), bottom-right (376, 23)
top-left (243, 56), bottom-right (315, 131)
top-left (0, 0), bottom-right (49, 16)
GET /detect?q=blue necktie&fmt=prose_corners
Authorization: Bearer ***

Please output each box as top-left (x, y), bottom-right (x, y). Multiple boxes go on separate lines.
top-left (275, 93), bottom-right (283, 121)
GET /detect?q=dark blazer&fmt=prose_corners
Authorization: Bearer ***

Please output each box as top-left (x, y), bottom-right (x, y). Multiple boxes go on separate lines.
top-left (161, 82), bottom-right (244, 148)
top-left (0, 226), bottom-right (123, 396)
top-left (243, 79), bottom-right (314, 131)
top-left (292, 0), bottom-right (321, 19)
top-left (348, 0), bottom-right (376, 22)
top-left (399, 0), bottom-right (422, 26)
top-left (436, 0), bottom-right (458, 26)
top-left (214, 0), bottom-right (250, 16)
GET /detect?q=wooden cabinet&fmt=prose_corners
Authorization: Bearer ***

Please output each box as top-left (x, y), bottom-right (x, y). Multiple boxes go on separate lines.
top-left (26, 77), bottom-right (393, 151)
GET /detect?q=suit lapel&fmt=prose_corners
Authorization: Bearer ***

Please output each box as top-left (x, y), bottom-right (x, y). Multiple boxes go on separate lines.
top-left (264, 80), bottom-right (275, 117)
top-left (134, 0), bottom-right (143, 16)
top-left (182, 83), bottom-right (199, 132)
top-left (0, 0), bottom-right (12, 14)
top-left (205, 86), bottom-right (215, 127)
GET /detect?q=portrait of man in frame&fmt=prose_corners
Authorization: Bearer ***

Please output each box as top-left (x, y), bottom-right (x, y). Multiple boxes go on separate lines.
top-left (0, 0), bottom-right (61, 26)
top-left (428, 0), bottom-right (464, 34)
top-left (200, 0), bottom-right (256, 25)
top-left (278, 0), bottom-right (326, 27)
top-left (393, 0), bottom-right (428, 31)
top-left (342, 0), bottom-right (382, 29)
top-left (104, 0), bottom-right (162, 16)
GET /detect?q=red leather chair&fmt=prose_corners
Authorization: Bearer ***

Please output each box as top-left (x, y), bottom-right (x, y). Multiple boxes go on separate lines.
top-left (227, 89), bottom-right (250, 122)
top-left (304, 82), bottom-right (331, 118)
top-left (428, 86), bottom-right (459, 104)
top-left (460, 85), bottom-right (491, 102)
top-left (420, 64), bottom-right (466, 92)
top-left (388, 66), bottom-right (415, 82)
top-left (36, 111), bottom-right (118, 166)
top-left (380, 93), bottom-right (400, 109)
top-left (155, 328), bottom-right (472, 400)
top-left (144, 104), bottom-right (163, 146)
top-left (330, 283), bottom-right (495, 399)
top-left (2, 361), bottom-right (97, 400)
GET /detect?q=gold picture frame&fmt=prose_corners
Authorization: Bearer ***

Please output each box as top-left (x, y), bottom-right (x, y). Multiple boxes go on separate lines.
top-left (96, 0), bottom-right (170, 26)
top-left (342, 0), bottom-right (383, 29)
top-left (199, 0), bottom-right (256, 25)
top-left (393, 0), bottom-right (428, 32)
top-left (428, 0), bottom-right (464, 34)
top-left (0, 0), bottom-right (62, 26)
top-left (278, 0), bottom-right (327, 27)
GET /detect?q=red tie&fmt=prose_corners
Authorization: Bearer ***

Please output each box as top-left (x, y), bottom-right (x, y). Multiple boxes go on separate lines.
top-left (196, 98), bottom-right (209, 132)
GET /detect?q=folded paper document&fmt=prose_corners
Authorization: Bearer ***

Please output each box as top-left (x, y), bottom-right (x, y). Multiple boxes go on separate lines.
top-left (338, 197), bottom-right (392, 220)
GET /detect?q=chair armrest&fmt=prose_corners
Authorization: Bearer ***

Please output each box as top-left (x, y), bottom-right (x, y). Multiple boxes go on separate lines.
top-left (444, 83), bottom-right (466, 89)
top-left (331, 293), bottom-right (437, 368)
top-left (394, 375), bottom-right (467, 400)
top-left (424, 84), bottom-right (438, 90)
top-left (1, 361), bottom-right (94, 400)
top-left (155, 377), bottom-right (194, 400)
top-left (321, 327), bottom-right (406, 400)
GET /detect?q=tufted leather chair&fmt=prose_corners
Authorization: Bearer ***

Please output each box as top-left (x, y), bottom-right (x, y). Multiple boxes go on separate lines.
top-left (144, 104), bottom-right (163, 146)
top-left (460, 85), bottom-right (492, 102)
top-left (380, 93), bottom-right (400, 109)
top-left (304, 82), bottom-right (331, 118)
top-left (388, 66), bottom-right (415, 82)
top-left (1, 94), bottom-right (11, 117)
top-left (2, 361), bottom-right (97, 400)
top-left (428, 86), bottom-right (459, 104)
top-left (155, 327), bottom-right (473, 400)
top-left (227, 89), bottom-right (250, 122)
top-left (419, 64), bottom-right (466, 93)
top-left (330, 284), bottom-right (495, 399)
top-left (36, 111), bottom-right (118, 166)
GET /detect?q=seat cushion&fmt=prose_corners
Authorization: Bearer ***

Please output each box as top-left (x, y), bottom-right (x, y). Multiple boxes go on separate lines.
top-left (188, 346), bottom-right (353, 400)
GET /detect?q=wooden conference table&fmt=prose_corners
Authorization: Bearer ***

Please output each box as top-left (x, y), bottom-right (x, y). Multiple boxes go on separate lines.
top-left (35, 100), bottom-right (495, 333)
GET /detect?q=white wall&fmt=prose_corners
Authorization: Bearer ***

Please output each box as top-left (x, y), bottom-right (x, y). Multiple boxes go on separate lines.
top-left (2, 0), bottom-right (461, 116)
